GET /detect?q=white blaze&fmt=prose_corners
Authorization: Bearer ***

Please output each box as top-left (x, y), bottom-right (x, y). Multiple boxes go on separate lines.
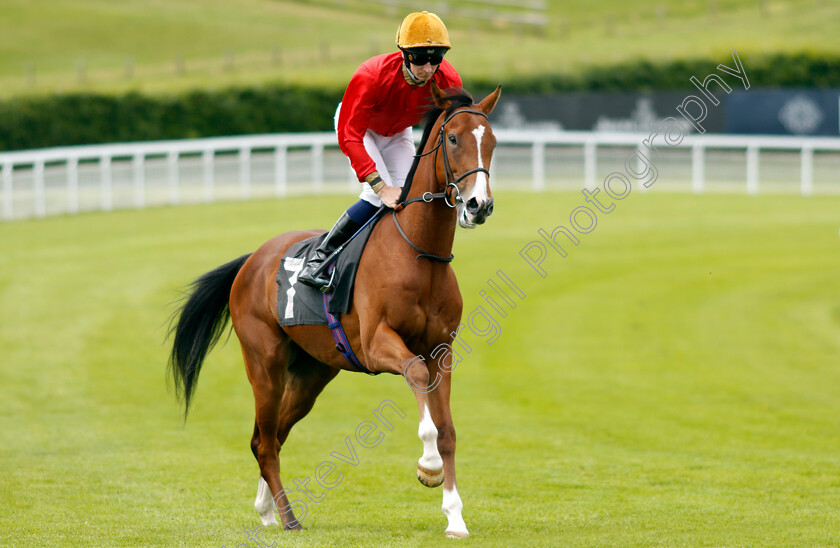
top-left (469, 124), bottom-right (489, 203)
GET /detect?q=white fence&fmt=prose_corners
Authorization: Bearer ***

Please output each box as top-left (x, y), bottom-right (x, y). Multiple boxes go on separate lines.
top-left (498, 130), bottom-right (840, 196)
top-left (1, 131), bottom-right (839, 221)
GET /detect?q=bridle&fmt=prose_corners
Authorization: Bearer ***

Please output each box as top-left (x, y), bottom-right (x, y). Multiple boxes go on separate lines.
top-left (399, 107), bottom-right (489, 209)
top-left (392, 107), bottom-right (490, 262)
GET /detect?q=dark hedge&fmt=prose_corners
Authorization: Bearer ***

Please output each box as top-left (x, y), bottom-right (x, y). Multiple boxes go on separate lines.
top-left (1, 52), bottom-right (837, 151)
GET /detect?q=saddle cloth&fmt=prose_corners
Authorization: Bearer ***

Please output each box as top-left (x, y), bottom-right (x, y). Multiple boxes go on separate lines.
top-left (275, 210), bottom-right (383, 326)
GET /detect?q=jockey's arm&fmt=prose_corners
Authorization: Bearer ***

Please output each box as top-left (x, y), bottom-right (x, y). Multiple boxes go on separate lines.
top-left (336, 67), bottom-right (379, 185)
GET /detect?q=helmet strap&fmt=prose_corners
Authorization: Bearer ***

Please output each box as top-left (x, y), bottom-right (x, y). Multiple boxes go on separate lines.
top-left (401, 62), bottom-right (424, 86)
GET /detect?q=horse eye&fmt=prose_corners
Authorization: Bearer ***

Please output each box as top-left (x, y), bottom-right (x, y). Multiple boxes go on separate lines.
top-left (448, 134), bottom-right (457, 145)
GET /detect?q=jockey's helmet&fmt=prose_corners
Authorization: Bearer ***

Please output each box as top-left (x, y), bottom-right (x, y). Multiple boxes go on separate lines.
top-left (395, 11), bottom-right (451, 50)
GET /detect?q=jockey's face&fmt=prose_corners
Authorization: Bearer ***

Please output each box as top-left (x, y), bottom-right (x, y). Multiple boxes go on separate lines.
top-left (409, 61), bottom-right (437, 84)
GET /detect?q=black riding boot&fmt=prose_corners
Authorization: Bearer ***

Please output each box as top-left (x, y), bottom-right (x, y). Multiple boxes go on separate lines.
top-left (298, 212), bottom-right (361, 289)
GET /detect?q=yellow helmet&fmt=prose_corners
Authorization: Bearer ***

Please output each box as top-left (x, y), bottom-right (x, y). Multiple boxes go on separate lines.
top-left (395, 11), bottom-right (451, 50)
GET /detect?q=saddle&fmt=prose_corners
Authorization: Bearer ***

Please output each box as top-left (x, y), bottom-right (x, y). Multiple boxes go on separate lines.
top-left (274, 171), bottom-right (419, 374)
top-left (275, 207), bottom-right (385, 326)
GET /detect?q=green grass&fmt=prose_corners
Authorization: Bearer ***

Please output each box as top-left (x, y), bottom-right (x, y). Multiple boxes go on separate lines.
top-left (0, 0), bottom-right (837, 97)
top-left (1, 190), bottom-right (840, 546)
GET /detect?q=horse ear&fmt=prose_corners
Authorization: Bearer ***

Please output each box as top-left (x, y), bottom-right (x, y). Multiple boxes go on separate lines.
top-left (476, 84), bottom-right (502, 115)
top-left (430, 81), bottom-right (451, 109)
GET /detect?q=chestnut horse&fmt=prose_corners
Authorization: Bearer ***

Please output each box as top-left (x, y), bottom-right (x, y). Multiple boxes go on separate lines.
top-left (168, 82), bottom-right (500, 538)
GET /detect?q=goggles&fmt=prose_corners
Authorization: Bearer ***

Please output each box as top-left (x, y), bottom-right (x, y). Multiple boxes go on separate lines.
top-left (404, 47), bottom-right (447, 66)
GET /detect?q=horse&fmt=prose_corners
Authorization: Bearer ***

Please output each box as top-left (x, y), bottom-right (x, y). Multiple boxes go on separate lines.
top-left (168, 81), bottom-right (501, 539)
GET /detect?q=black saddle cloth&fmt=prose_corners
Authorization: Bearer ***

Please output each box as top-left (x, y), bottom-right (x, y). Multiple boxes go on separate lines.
top-left (275, 209), bottom-right (384, 326)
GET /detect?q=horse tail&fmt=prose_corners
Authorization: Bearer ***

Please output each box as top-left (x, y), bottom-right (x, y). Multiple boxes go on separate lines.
top-left (168, 253), bottom-right (252, 416)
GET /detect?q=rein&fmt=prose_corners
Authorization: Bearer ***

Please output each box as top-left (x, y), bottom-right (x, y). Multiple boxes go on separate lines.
top-left (393, 108), bottom-right (489, 262)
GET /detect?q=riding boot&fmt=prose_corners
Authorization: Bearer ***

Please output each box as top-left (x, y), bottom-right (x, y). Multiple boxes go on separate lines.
top-left (298, 212), bottom-right (361, 289)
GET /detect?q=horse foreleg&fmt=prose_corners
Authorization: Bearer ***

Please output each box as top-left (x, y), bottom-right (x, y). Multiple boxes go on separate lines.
top-left (366, 325), bottom-right (465, 536)
top-left (365, 326), bottom-right (442, 484)
top-left (425, 369), bottom-right (468, 539)
top-left (415, 397), bottom-right (445, 488)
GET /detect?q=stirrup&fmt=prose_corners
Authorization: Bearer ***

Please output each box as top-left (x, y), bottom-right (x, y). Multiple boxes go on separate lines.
top-left (320, 267), bottom-right (337, 294)
top-left (298, 264), bottom-right (327, 288)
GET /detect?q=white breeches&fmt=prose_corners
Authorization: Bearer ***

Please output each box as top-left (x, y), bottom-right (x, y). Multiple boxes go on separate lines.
top-left (335, 103), bottom-right (416, 207)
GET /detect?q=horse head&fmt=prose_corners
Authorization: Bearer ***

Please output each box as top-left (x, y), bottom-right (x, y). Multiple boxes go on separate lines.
top-left (429, 82), bottom-right (501, 228)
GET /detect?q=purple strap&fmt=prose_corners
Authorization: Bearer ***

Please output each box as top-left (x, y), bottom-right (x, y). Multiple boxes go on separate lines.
top-left (322, 265), bottom-right (377, 375)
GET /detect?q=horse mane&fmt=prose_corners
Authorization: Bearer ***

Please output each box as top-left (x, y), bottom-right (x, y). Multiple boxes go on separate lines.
top-left (399, 88), bottom-right (475, 201)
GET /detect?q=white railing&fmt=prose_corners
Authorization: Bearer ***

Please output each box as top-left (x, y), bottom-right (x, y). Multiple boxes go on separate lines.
top-left (1, 130), bottom-right (839, 221)
top-left (0, 133), bottom-right (338, 221)
top-left (494, 130), bottom-right (840, 197)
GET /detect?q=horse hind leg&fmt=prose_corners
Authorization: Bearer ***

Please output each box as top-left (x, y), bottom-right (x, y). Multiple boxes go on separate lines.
top-left (254, 477), bottom-right (278, 526)
top-left (251, 352), bottom-right (339, 529)
top-left (238, 323), bottom-right (304, 530)
top-left (250, 370), bottom-right (303, 529)
top-left (251, 422), bottom-right (278, 526)
top-left (275, 357), bottom-right (339, 447)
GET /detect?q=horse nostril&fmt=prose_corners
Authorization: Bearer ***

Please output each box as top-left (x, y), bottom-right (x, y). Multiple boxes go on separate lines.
top-left (487, 199), bottom-right (494, 216)
top-left (466, 198), bottom-right (479, 213)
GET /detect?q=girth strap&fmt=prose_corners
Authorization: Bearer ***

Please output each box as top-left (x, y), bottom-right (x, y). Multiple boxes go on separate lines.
top-left (322, 265), bottom-right (378, 375)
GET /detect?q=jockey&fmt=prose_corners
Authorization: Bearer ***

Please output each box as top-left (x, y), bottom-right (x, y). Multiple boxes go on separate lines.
top-left (298, 11), bottom-right (463, 289)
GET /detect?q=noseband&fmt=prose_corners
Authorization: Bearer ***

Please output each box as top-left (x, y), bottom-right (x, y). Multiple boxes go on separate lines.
top-left (392, 108), bottom-right (490, 262)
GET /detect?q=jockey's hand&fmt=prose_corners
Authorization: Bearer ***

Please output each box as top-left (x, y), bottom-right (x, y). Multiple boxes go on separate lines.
top-left (377, 186), bottom-right (402, 209)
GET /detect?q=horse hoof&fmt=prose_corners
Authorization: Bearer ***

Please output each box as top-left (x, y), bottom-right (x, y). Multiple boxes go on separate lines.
top-left (417, 465), bottom-right (444, 487)
top-left (445, 530), bottom-right (469, 539)
top-left (283, 520), bottom-right (303, 531)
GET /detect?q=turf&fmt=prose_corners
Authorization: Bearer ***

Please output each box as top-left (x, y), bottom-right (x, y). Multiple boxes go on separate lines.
top-left (1, 189), bottom-right (839, 546)
top-left (0, 0), bottom-right (837, 97)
